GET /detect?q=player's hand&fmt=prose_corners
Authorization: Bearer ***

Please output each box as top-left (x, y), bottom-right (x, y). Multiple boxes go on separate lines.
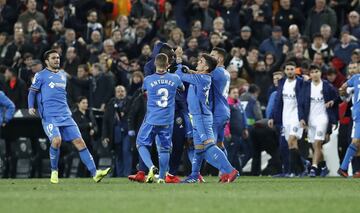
top-left (28, 108), bottom-right (36, 116)
top-left (128, 130), bottom-right (136, 137)
top-left (175, 46), bottom-right (183, 58)
top-left (300, 119), bottom-right (307, 129)
top-left (325, 100), bottom-right (334, 108)
top-left (242, 129), bottom-right (249, 139)
top-left (268, 119), bottom-right (274, 128)
top-left (102, 138), bottom-right (110, 147)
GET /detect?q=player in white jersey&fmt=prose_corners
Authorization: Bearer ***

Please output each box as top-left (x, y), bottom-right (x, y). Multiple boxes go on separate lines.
top-left (268, 61), bottom-right (305, 176)
top-left (299, 64), bottom-right (338, 177)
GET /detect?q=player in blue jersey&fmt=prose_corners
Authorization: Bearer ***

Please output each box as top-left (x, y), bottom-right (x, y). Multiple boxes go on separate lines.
top-left (28, 49), bottom-right (110, 184)
top-left (209, 47), bottom-right (231, 156)
top-left (136, 53), bottom-right (185, 183)
top-left (338, 62), bottom-right (360, 177)
top-left (175, 50), bottom-right (238, 183)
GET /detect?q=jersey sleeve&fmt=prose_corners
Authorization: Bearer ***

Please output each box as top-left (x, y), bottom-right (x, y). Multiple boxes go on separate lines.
top-left (347, 75), bottom-right (356, 87)
top-left (30, 72), bottom-right (42, 91)
top-left (175, 74), bottom-right (184, 90)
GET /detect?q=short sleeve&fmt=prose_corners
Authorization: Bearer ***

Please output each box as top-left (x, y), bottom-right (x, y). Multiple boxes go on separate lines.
top-left (30, 73), bottom-right (42, 91)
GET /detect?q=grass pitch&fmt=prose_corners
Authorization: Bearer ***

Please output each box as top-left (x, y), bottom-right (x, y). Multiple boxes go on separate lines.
top-left (0, 177), bottom-right (359, 213)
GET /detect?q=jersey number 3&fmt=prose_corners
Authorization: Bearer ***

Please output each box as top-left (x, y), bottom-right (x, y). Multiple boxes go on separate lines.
top-left (157, 88), bottom-right (169, 108)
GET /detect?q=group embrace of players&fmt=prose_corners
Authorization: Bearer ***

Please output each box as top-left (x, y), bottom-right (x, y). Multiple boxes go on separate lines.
top-left (28, 44), bottom-right (360, 184)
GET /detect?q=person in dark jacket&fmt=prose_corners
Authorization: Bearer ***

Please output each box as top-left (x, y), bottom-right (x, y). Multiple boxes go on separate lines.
top-left (102, 85), bottom-right (132, 177)
top-left (268, 61), bottom-right (305, 176)
top-left (3, 67), bottom-right (27, 109)
top-left (72, 96), bottom-right (98, 177)
top-left (274, 0), bottom-right (306, 37)
top-left (299, 64), bottom-right (339, 177)
top-left (0, 90), bottom-right (15, 133)
top-left (224, 87), bottom-right (248, 172)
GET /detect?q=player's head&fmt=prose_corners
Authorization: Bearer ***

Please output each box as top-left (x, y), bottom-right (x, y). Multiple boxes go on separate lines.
top-left (196, 53), bottom-right (217, 74)
top-left (309, 64), bottom-right (321, 81)
top-left (155, 53), bottom-right (169, 73)
top-left (159, 43), bottom-right (175, 64)
top-left (44, 49), bottom-right (60, 70)
top-left (283, 61), bottom-right (296, 79)
top-left (210, 47), bottom-right (227, 66)
top-left (348, 62), bottom-right (360, 76)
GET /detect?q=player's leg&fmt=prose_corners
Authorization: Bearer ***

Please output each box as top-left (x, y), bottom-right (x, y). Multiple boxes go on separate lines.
top-left (42, 120), bottom-right (61, 183)
top-left (214, 116), bottom-right (228, 156)
top-left (156, 125), bottom-right (173, 182)
top-left (287, 123), bottom-right (304, 176)
top-left (339, 121), bottom-right (360, 177)
top-left (168, 114), bottom-right (186, 177)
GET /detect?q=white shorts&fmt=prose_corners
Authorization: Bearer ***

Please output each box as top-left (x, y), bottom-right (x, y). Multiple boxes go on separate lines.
top-left (283, 122), bottom-right (303, 141)
top-left (307, 118), bottom-right (328, 143)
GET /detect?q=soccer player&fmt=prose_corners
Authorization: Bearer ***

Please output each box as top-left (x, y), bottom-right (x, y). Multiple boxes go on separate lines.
top-left (209, 47), bottom-right (230, 156)
top-left (28, 49), bottom-right (110, 184)
top-left (338, 62), bottom-right (360, 178)
top-left (268, 61), bottom-right (305, 176)
top-left (175, 51), bottom-right (238, 183)
top-left (136, 53), bottom-right (185, 183)
top-left (299, 64), bottom-right (338, 177)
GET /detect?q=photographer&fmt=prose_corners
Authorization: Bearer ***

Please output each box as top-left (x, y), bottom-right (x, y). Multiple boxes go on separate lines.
top-left (102, 85), bottom-right (132, 177)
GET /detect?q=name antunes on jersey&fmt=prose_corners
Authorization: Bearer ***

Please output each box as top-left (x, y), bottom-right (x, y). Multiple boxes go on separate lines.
top-left (150, 79), bottom-right (175, 87)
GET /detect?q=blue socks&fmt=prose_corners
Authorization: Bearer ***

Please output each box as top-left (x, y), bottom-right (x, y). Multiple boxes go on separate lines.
top-left (341, 143), bottom-right (358, 171)
top-left (190, 151), bottom-right (204, 177)
top-left (159, 152), bottom-right (170, 179)
top-left (79, 148), bottom-right (97, 177)
top-left (138, 146), bottom-right (154, 169)
top-left (205, 145), bottom-right (233, 174)
top-left (49, 146), bottom-right (60, 171)
top-left (187, 147), bottom-right (194, 164)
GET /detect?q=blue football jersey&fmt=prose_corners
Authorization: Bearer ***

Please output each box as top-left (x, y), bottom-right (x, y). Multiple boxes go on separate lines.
top-left (143, 72), bottom-right (184, 125)
top-left (30, 69), bottom-right (71, 118)
top-left (209, 66), bottom-right (230, 119)
top-left (347, 74), bottom-right (360, 121)
top-left (176, 65), bottom-right (212, 115)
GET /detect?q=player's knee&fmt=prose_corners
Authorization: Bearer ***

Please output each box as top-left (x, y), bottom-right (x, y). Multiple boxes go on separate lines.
top-left (51, 137), bottom-right (62, 148)
top-left (72, 138), bottom-right (86, 150)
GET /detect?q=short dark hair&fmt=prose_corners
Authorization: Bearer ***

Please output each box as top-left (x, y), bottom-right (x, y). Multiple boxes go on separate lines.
top-left (53, 0), bottom-right (65, 8)
top-left (159, 43), bottom-right (175, 59)
top-left (248, 84), bottom-right (260, 94)
top-left (327, 67), bottom-right (337, 75)
top-left (202, 53), bottom-right (217, 72)
top-left (155, 53), bottom-right (169, 70)
top-left (284, 61), bottom-right (296, 68)
top-left (309, 64), bottom-right (321, 71)
top-left (78, 64), bottom-right (89, 73)
top-left (212, 47), bottom-right (227, 60)
top-left (43, 49), bottom-right (59, 62)
top-left (77, 96), bottom-right (87, 103)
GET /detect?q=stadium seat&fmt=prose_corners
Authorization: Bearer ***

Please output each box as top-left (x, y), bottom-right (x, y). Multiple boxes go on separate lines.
top-left (94, 140), bottom-right (114, 177)
top-left (12, 138), bottom-right (33, 178)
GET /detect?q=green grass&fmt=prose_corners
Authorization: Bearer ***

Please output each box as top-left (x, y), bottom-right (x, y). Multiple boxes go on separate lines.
top-left (0, 177), bottom-right (359, 213)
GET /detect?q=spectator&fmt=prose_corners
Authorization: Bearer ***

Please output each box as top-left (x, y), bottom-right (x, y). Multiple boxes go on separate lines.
top-left (102, 85), bottom-right (132, 177)
top-left (17, 53), bottom-right (33, 87)
top-left (250, 10), bottom-right (272, 43)
top-left (137, 44), bottom-right (151, 69)
top-left (90, 63), bottom-right (114, 111)
top-left (87, 30), bottom-right (103, 63)
top-left (228, 64), bottom-right (247, 91)
top-left (342, 11), bottom-right (360, 40)
top-left (190, 25), bottom-right (209, 51)
top-left (259, 26), bottom-right (288, 61)
top-left (308, 33), bottom-right (333, 63)
top-left (58, 28), bottom-right (88, 63)
top-left (18, 0), bottom-right (47, 29)
top-left (232, 26), bottom-right (259, 50)
top-left (304, 0), bottom-right (337, 37)
top-left (64, 46), bottom-right (81, 77)
top-left (67, 64), bottom-right (91, 109)
top-left (167, 27), bottom-right (185, 48)
top-left (218, 0), bottom-right (242, 35)
top-left (4, 30), bottom-right (32, 66)
top-left (48, 19), bottom-right (65, 45)
top-left (84, 9), bottom-right (103, 43)
top-left (72, 96), bottom-right (97, 177)
top-left (240, 84), bottom-right (263, 126)
top-left (3, 67), bottom-right (27, 109)
top-left (128, 71), bottom-right (144, 97)
top-left (288, 24), bottom-right (301, 45)
top-left (312, 52), bottom-right (330, 73)
top-left (0, 0), bottom-right (17, 34)
top-left (184, 36), bottom-right (199, 64)
top-left (111, 29), bottom-right (130, 55)
top-left (275, 0), bottom-right (305, 37)
top-left (188, 0), bottom-right (216, 33)
top-left (28, 27), bottom-right (48, 60)
top-left (334, 31), bottom-right (359, 65)
top-left (320, 24), bottom-right (339, 49)
top-left (224, 86), bottom-right (248, 172)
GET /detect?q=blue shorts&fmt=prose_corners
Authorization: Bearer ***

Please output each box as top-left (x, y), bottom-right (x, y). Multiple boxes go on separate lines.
top-left (192, 114), bottom-right (214, 146)
top-left (42, 116), bottom-right (82, 142)
top-left (136, 122), bottom-right (173, 151)
top-left (352, 121), bottom-right (360, 139)
top-left (213, 116), bottom-right (229, 143)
